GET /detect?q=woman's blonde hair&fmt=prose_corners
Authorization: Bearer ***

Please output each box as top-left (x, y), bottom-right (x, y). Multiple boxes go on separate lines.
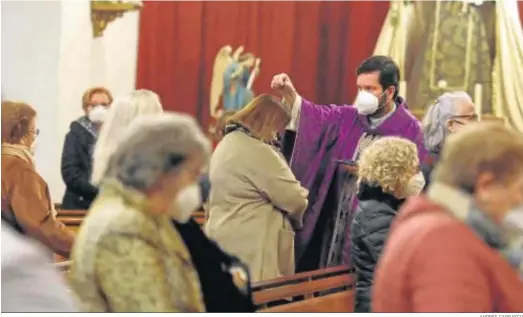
top-left (227, 94), bottom-right (290, 142)
top-left (1, 101), bottom-right (37, 144)
top-left (91, 89), bottom-right (164, 185)
top-left (358, 136), bottom-right (419, 196)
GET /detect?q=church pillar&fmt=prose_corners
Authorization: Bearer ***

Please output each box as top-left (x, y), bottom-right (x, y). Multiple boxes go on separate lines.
top-left (2, 0), bottom-right (63, 199)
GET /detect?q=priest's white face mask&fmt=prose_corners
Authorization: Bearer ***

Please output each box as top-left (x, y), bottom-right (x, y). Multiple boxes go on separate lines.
top-left (354, 90), bottom-right (386, 115)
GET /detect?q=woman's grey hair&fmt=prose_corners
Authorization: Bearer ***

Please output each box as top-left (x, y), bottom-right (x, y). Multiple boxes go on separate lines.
top-left (104, 113), bottom-right (212, 191)
top-left (422, 91), bottom-right (473, 152)
top-left (91, 89), bottom-right (163, 185)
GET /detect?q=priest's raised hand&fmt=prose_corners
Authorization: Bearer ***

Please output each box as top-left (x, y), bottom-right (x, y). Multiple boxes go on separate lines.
top-left (270, 73), bottom-right (297, 106)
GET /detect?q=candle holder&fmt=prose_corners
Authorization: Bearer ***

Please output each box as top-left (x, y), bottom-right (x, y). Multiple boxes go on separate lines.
top-left (91, 0), bottom-right (143, 38)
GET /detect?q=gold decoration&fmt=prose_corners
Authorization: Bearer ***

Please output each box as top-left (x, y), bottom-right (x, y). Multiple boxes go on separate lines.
top-left (90, 1), bottom-right (142, 38)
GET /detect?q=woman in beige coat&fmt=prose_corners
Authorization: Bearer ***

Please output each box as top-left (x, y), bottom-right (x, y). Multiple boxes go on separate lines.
top-left (205, 94), bottom-right (308, 282)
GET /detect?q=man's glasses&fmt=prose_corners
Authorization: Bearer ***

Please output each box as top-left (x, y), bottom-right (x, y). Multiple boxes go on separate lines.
top-left (451, 114), bottom-right (479, 125)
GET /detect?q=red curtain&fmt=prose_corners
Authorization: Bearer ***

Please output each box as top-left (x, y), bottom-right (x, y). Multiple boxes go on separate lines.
top-left (136, 1), bottom-right (389, 128)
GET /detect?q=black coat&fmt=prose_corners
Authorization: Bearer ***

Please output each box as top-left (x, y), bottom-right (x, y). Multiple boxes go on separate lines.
top-left (61, 117), bottom-right (99, 210)
top-left (173, 219), bottom-right (255, 312)
top-left (420, 150), bottom-right (440, 192)
top-left (350, 183), bottom-right (404, 312)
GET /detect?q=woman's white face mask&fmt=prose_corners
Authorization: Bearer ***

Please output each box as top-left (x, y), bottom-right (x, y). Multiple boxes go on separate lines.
top-left (88, 105), bottom-right (108, 123)
top-left (29, 138), bottom-right (37, 155)
top-left (403, 171), bottom-right (426, 197)
top-left (503, 205), bottom-right (523, 235)
top-left (169, 183), bottom-right (201, 223)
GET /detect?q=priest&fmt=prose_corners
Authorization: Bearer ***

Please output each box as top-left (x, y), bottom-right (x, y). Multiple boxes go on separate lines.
top-left (271, 55), bottom-right (428, 272)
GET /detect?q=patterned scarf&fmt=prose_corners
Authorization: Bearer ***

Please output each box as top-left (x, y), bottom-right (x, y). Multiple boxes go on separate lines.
top-left (224, 123), bottom-right (281, 149)
top-left (1, 143), bottom-right (34, 166)
top-left (453, 202), bottom-right (522, 279)
top-left (76, 116), bottom-right (99, 138)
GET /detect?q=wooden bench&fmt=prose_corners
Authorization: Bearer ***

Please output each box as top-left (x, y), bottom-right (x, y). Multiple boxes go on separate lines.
top-left (56, 209), bottom-right (206, 228)
top-left (54, 260), bottom-right (72, 272)
top-left (54, 209), bottom-right (206, 263)
top-left (260, 290), bottom-right (353, 312)
top-left (53, 260), bottom-right (354, 312)
top-left (252, 265), bottom-right (351, 291)
top-left (253, 265), bottom-right (354, 312)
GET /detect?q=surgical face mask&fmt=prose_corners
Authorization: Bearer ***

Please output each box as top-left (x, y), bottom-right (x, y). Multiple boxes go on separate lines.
top-left (503, 204), bottom-right (523, 234)
top-left (170, 183), bottom-right (201, 223)
top-left (404, 171), bottom-right (426, 197)
top-left (354, 90), bottom-right (386, 115)
top-left (21, 132), bottom-right (37, 155)
top-left (88, 105), bottom-right (108, 123)
top-left (29, 138), bottom-right (37, 155)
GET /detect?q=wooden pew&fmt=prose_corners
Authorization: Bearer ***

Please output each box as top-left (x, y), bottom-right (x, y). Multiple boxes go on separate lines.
top-left (57, 209), bottom-right (86, 217)
top-left (253, 265), bottom-right (354, 312)
top-left (55, 209), bottom-right (206, 262)
top-left (56, 209), bottom-right (206, 228)
top-left (252, 265), bottom-right (351, 291)
top-left (53, 261), bottom-right (354, 312)
top-left (55, 260), bottom-right (72, 272)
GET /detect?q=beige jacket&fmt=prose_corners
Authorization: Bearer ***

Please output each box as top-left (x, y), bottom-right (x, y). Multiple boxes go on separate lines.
top-left (205, 131), bottom-right (308, 282)
top-left (68, 180), bottom-right (205, 312)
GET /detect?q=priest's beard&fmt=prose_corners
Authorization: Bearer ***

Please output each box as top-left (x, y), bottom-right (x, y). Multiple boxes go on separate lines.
top-left (369, 95), bottom-right (393, 119)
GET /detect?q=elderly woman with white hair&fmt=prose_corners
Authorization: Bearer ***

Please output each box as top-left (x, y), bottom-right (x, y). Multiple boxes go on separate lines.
top-left (69, 113), bottom-right (254, 312)
top-left (421, 91), bottom-right (478, 188)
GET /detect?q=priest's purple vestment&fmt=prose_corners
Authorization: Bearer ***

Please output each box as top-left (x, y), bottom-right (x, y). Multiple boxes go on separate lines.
top-left (284, 96), bottom-right (427, 272)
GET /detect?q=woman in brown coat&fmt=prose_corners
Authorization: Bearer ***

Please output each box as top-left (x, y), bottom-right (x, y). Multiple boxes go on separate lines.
top-left (1, 101), bottom-right (74, 257)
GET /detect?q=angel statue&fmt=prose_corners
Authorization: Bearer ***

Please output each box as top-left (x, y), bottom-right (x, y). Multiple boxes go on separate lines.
top-left (209, 46), bottom-right (261, 120)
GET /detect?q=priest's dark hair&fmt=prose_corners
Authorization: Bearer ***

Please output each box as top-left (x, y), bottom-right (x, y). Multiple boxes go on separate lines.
top-left (357, 55), bottom-right (400, 99)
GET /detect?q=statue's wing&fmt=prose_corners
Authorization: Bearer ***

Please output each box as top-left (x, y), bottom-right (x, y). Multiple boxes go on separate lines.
top-left (210, 46), bottom-right (233, 118)
top-left (232, 46), bottom-right (244, 61)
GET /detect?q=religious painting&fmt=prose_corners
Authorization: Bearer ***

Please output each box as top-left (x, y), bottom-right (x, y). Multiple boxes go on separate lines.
top-left (374, 0), bottom-right (523, 131)
top-left (209, 46), bottom-right (261, 134)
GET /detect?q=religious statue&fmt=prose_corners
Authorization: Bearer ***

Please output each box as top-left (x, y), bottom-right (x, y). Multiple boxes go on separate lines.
top-left (374, 0), bottom-right (523, 131)
top-left (209, 46), bottom-right (261, 120)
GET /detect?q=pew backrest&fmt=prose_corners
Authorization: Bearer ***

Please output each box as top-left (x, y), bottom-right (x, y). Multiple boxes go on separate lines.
top-left (259, 290), bottom-right (354, 312)
top-left (254, 273), bottom-right (353, 305)
top-left (252, 264), bottom-right (352, 291)
top-left (57, 209), bottom-right (206, 226)
top-left (55, 260), bottom-right (72, 272)
top-left (57, 209), bottom-right (86, 217)
top-left (252, 265), bottom-right (354, 312)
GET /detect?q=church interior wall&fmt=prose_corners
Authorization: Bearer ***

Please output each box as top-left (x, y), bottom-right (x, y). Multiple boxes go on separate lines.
top-left (2, 0), bottom-right (140, 200)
